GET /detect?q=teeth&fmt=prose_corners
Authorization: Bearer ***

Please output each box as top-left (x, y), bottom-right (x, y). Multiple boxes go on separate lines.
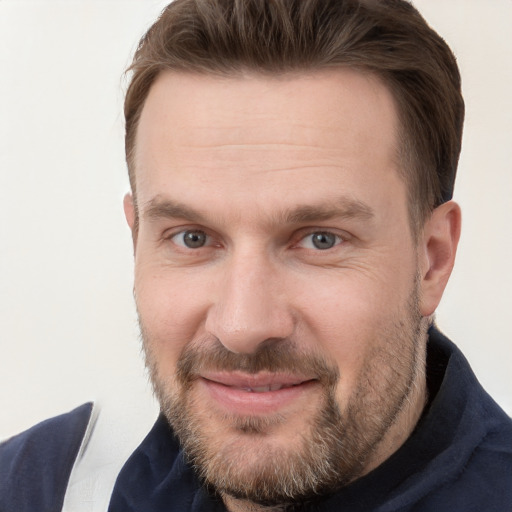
top-left (235, 383), bottom-right (296, 392)
top-left (252, 385), bottom-right (271, 392)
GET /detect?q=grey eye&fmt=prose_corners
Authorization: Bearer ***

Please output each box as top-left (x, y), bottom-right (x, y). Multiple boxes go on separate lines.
top-left (296, 231), bottom-right (342, 250)
top-left (179, 230), bottom-right (207, 248)
top-left (311, 232), bottom-right (337, 250)
top-left (302, 232), bottom-right (339, 250)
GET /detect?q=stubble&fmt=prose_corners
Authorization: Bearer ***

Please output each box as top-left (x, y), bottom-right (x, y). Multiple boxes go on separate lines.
top-left (140, 282), bottom-right (427, 508)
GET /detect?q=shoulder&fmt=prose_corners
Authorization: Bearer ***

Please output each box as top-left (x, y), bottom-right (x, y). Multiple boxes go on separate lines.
top-left (413, 328), bottom-right (512, 511)
top-left (456, 422), bottom-right (512, 509)
top-left (412, 425), bottom-right (512, 512)
top-left (0, 402), bottom-right (94, 512)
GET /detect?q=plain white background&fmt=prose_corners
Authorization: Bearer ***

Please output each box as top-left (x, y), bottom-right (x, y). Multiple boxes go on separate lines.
top-left (0, 0), bottom-right (511, 440)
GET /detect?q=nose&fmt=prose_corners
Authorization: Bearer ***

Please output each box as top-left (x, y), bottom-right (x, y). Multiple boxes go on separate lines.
top-left (205, 251), bottom-right (295, 354)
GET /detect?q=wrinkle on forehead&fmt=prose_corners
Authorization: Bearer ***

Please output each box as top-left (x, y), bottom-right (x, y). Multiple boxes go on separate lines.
top-left (135, 68), bottom-right (399, 162)
top-left (134, 68), bottom-right (405, 224)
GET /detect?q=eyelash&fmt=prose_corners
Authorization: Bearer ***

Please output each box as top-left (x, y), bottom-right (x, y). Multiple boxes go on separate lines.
top-left (294, 231), bottom-right (344, 250)
top-left (166, 228), bottom-right (346, 252)
top-left (170, 229), bottom-right (213, 249)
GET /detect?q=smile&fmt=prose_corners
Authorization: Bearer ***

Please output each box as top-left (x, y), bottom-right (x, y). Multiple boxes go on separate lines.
top-left (198, 372), bottom-right (318, 415)
top-left (232, 383), bottom-right (301, 392)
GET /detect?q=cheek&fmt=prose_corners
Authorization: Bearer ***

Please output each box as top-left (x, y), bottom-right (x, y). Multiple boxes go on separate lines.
top-left (135, 263), bottom-right (211, 372)
top-left (292, 268), bottom-right (414, 393)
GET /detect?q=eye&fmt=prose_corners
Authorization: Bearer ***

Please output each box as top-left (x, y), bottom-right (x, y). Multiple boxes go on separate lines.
top-left (172, 229), bottom-right (208, 249)
top-left (297, 231), bottom-right (343, 250)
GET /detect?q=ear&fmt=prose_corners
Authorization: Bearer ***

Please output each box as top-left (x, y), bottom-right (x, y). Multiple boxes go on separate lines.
top-left (418, 201), bottom-right (461, 317)
top-left (123, 192), bottom-right (138, 251)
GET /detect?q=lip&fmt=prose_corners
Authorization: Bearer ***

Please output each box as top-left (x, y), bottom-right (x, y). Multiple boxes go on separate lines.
top-left (198, 371), bottom-right (319, 415)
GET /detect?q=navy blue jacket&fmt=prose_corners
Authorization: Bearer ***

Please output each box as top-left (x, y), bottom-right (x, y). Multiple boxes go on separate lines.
top-left (2, 329), bottom-right (512, 511)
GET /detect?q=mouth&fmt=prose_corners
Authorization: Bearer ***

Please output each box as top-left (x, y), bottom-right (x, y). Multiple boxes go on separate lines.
top-left (198, 371), bottom-right (319, 415)
top-left (225, 382), bottom-right (304, 393)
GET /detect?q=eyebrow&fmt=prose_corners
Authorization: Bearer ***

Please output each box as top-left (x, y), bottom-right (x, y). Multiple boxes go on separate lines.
top-left (142, 195), bottom-right (374, 226)
top-left (144, 197), bottom-right (208, 223)
top-left (284, 199), bottom-right (374, 224)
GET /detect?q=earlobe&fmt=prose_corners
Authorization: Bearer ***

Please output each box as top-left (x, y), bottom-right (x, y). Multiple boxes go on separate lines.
top-left (419, 201), bottom-right (461, 317)
top-left (123, 192), bottom-right (138, 251)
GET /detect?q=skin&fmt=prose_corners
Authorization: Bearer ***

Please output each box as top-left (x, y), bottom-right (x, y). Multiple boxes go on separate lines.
top-left (124, 69), bottom-right (461, 511)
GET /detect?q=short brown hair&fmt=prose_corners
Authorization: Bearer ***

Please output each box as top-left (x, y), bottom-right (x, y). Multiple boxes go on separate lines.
top-left (125, 0), bottom-right (464, 230)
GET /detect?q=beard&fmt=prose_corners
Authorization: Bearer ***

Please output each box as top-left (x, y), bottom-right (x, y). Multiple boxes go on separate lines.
top-left (140, 282), bottom-right (427, 509)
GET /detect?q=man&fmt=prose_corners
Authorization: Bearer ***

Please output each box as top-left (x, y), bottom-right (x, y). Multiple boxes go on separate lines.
top-left (1, 1), bottom-right (511, 511)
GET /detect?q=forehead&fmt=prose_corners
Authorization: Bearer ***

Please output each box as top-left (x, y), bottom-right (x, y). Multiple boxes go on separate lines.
top-left (134, 69), bottom-right (403, 215)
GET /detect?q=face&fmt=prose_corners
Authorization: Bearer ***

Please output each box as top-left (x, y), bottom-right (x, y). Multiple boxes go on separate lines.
top-left (128, 69), bottom-right (432, 506)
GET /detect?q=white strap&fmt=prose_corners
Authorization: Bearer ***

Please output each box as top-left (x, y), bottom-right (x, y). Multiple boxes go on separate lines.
top-left (62, 400), bottom-right (157, 512)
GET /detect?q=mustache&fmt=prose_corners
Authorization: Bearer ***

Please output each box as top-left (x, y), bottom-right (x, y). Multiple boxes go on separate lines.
top-left (175, 336), bottom-right (340, 387)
